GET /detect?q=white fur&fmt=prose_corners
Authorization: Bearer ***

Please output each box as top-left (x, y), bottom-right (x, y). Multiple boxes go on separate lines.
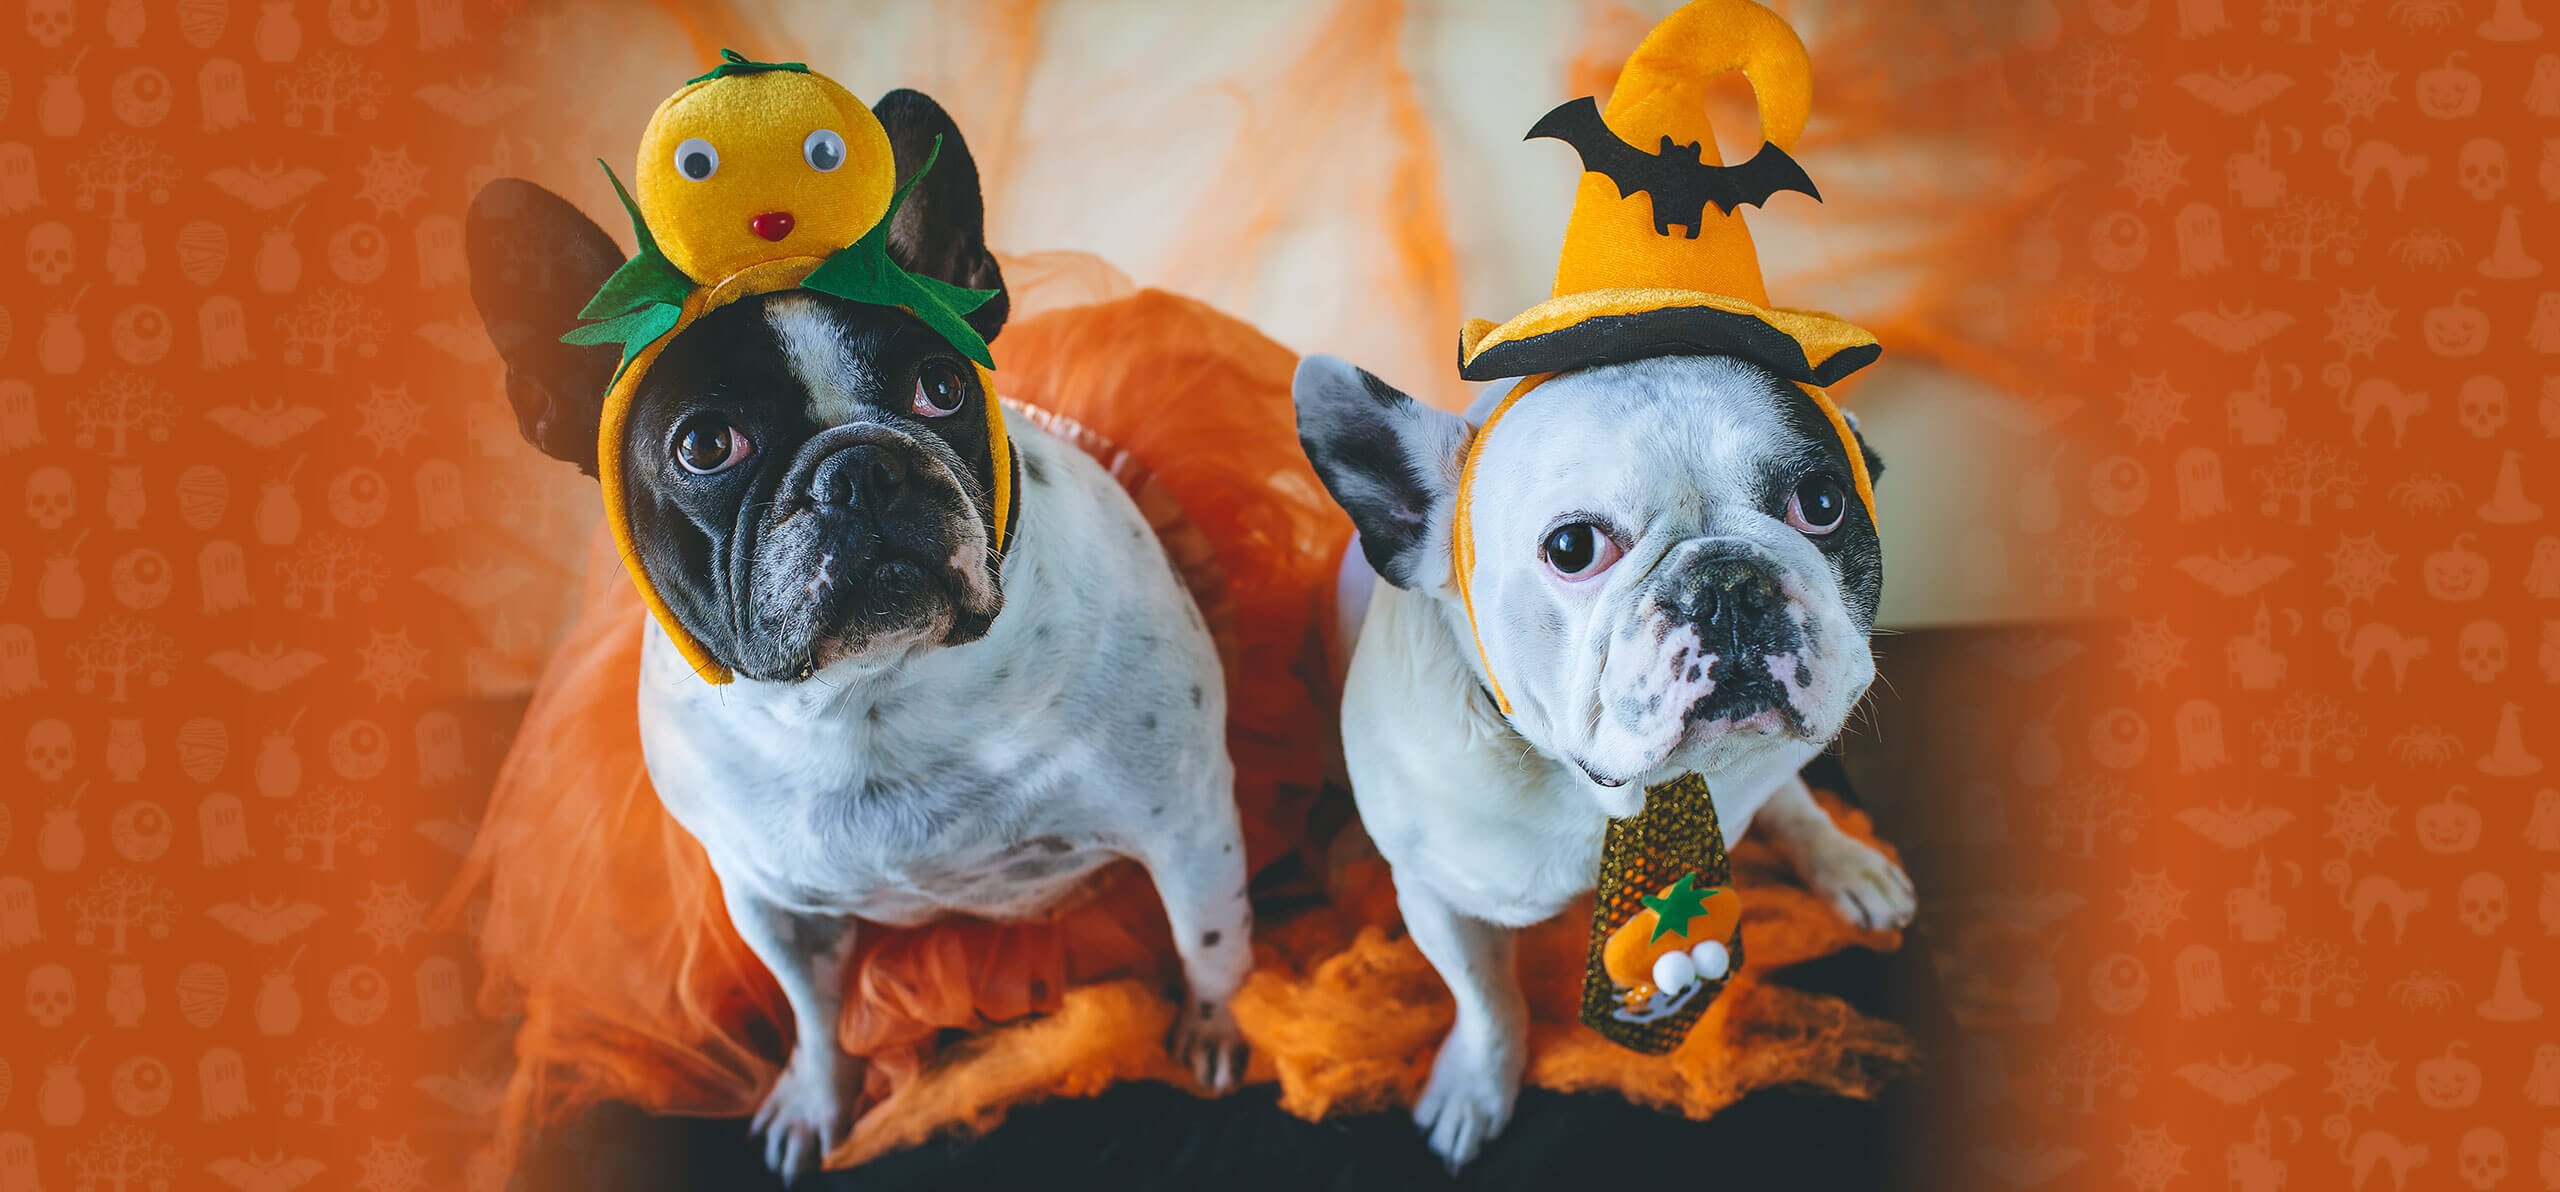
top-left (1306, 354), bottom-right (1916, 1169)
top-left (641, 403), bottom-right (1252, 1180)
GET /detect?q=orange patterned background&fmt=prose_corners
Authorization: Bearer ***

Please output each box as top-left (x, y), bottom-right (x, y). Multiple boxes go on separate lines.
top-left (5, 1), bottom-right (2555, 1189)
top-left (0, 2), bottom-right (516, 1188)
top-left (1955, 0), bottom-right (2560, 1188)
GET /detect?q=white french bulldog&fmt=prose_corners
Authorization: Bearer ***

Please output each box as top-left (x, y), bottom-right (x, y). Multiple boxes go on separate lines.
top-left (1293, 352), bottom-right (1917, 1168)
top-left (466, 91), bottom-right (1251, 1182)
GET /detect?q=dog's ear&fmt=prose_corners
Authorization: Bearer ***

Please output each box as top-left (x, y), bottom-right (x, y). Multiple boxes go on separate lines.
top-left (873, 89), bottom-right (1008, 346)
top-left (465, 178), bottom-right (625, 475)
top-left (1293, 355), bottom-right (1472, 592)
top-left (1839, 409), bottom-right (1884, 485)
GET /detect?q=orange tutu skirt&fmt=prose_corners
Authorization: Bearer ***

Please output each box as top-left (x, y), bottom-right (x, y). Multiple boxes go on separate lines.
top-left (459, 274), bottom-right (1911, 1173)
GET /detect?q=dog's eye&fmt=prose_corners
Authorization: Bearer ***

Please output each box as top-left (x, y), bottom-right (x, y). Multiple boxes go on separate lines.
top-left (672, 415), bottom-right (751, 475)
top-left (803, 129), bottom-right (845, 172)
top-left (1541, 522), bottom-right (1621, 581)
top-left (673, 137), bottom-right (719, 181)
top-left (1786, 474), bottom-right (1847, 535)
top-left (911, 360), bottom-right (970, 418)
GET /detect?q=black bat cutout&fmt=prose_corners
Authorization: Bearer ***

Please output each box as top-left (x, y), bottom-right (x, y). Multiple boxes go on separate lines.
top-left (1527, 96), bottom-right (1821, 238)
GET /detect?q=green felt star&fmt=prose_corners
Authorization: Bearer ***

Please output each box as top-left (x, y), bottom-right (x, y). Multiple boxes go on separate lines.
top-left (686, 48), bottom-right (810, 85)
top-left (1641, 872), bottom-right (1714, 942)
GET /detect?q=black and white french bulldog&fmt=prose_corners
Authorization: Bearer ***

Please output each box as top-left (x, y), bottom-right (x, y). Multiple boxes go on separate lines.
top-left (467, 91), bottom-right (1251, 1182)
top-left (1293, 353), bottom-right (1917, 1168)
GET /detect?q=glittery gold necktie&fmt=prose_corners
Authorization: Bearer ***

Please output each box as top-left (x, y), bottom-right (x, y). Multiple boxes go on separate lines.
top-left (1579, 771), bottom-right (1744, 1053)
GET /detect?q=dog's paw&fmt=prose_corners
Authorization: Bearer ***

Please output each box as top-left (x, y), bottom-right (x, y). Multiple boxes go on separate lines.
top-left (752, 1059), bottom-right (848, 1185)
top-left (1170, 997), bottom-right (1248, 1094)
top-left (1414, 1028), bottom-right (1522, 1171)
top-left (1800, 833), bottom-right (1918, 933)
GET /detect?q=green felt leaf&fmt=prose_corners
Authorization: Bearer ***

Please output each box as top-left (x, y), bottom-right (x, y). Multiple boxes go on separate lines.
top-left (799, 136), bottom-right (1000, 368)
top-left (1640, 873), bottom-right (1713, 942)
top-left (908, 270), bottom-right (999, 316)
top-left (687, 48), bottom-right (810, 85)
top-left (578, 161), bottom-right (693, 320)
top-left (560, 301), bottom-right (682, 381)
top-left (805, 245), bottom-right (995, 369)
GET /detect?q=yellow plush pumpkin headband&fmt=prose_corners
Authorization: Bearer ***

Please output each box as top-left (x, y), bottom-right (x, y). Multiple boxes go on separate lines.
top-left (563, 51), bottom-right (1013, 685)
top-left (1451, 0), bottom-right (1879, 715)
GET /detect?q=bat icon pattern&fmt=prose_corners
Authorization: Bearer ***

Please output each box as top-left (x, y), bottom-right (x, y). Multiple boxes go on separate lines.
top-left (206, 898), bottom-right (328, 944)
top-left (1526, 95), bottom-right (1822, 238)
top-left (205, 646), bottom-right (329, 691)
top-left (2172, 68), bottom-right (2295, 114)
top-left (2173, 1056), bottom-right (2295, 1104)
top-left (2174, 549), bottom-right (2295, 596)
top-left (2173, 800), bottom-right (2298, 849)
top-left (207, 1154), bottom-right (328, 1192)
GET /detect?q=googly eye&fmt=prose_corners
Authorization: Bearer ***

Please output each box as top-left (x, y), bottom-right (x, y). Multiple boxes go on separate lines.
top-left (673, 137), bottom-right (719, 182)
top-left (803, 129), bottom-right (846, 173)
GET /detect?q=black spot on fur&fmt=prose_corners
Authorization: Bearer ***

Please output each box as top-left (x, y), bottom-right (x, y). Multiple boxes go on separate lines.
top-left (1189, 685), bottom-right (1204, 708)
top-left (1006, 856), bottom-right (1074, 881)
top-left (1297, 364), bottom-right (1450, 591)
top-left (1759, 369), bottom-right (1886, 627)
top-left (1201, 931), bottom-right (1222, 947)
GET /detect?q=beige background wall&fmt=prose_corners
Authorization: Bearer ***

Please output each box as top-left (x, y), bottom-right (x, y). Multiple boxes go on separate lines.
top-left (503, 0), bottom-right (2040, 627)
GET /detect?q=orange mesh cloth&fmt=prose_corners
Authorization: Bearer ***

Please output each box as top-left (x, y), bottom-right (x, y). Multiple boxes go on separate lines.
top-left (459, 277), bottom-right (1910, 1172)
top-left (1241, 793), bottom-right (1915, 1123)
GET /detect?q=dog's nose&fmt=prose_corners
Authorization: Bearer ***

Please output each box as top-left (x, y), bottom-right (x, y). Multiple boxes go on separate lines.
top-left (1675, 554), bottom-right (1782, 629)
top-left (750, 211), bottom-right (795, 242)
top-left (807, 442), bottom-right (909, 510)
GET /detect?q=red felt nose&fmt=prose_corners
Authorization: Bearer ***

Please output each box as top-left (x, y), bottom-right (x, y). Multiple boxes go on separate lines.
top-left (751, 211), bottom-right (794, 242)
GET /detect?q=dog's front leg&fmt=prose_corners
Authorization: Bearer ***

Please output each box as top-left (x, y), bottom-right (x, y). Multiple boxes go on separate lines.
top-left (1756, 775), bottom-right (1917, 933)
top-left (1401, 878), bottom-right (1527, 1171)
top-left (1134, 800), bottom-right (1254, 1093)
top-left (726, 891), bottom-right (858, 1184)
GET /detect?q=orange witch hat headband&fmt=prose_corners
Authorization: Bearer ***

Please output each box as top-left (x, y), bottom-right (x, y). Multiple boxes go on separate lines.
top-left (562, 51), bottom-right (1014, 685)
top-left (1451, 0), bottom-right (1879, 715)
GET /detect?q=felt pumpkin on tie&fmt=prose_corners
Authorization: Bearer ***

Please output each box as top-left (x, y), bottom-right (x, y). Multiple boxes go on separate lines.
top-left (1445, 0), bottom-right (1881, 1052)
top-left (564, 50), bottom-right (1012, 684)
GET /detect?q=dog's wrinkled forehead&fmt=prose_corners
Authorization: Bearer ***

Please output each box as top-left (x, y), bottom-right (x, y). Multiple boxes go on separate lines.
top-left (1472, 356), bottom-right (1847, 515)
top-left (630, 291), bottom-right (953, 431)
top-left (764, 292), bottom-right (912, 425)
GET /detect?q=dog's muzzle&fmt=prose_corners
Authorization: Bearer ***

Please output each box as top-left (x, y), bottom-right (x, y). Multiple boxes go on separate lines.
top-left (806, 436), bottom-right (912, 513)
top-left (1664, 545), bottom-right (1805, 726)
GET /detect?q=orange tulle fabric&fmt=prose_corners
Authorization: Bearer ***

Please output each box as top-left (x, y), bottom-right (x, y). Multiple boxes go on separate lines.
top-left (460, 276), bottom-right (1911, 1174)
